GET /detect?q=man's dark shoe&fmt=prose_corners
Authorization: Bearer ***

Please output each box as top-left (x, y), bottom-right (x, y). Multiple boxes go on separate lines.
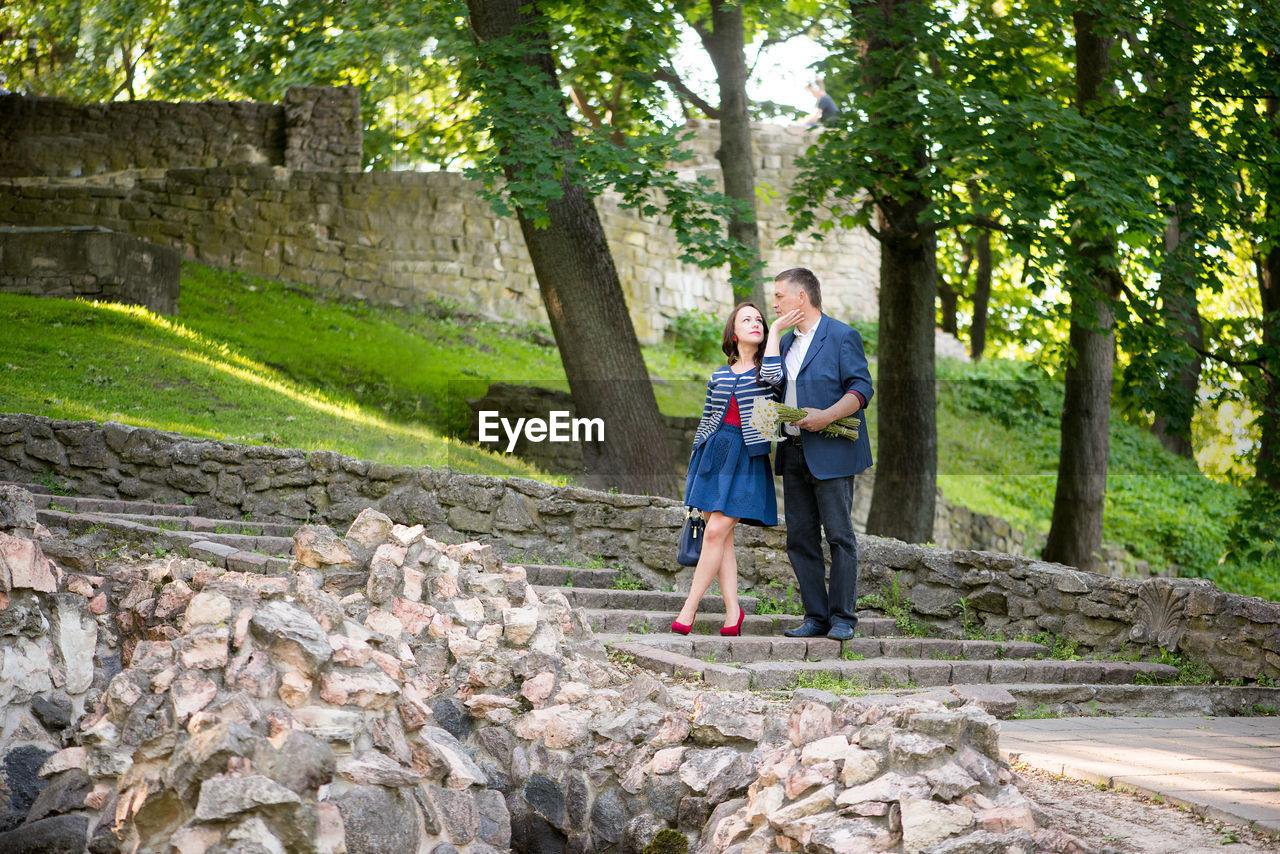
top-left (827, 623), bottom-right (855, 641)
top-left (784, 620), bottom-right (829, 638)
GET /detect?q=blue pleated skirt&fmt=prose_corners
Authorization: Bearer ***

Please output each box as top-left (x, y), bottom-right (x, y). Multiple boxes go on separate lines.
top-left (684, 423), bottom-right (777, 527)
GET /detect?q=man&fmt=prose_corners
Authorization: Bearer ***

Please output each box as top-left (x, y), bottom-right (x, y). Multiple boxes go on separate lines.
top-left (788, 78), bottom-right (840, 133)
top-left (764, 268), bottom-right (874, 641)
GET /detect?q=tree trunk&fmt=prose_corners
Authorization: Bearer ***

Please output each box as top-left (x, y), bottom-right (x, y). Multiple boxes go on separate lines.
top-left (698, 3), bottom-right (765, 306)
top-left (466, 0), bottom-right (679, 496)
top-left (1150, 209), bottom-right (1203, 459)
top-left (1042, 11), bottom-right (1119, 573)
top-left (969, 227), bottom-right (991, 360)
top-left (866, 214), bottom-right (939, 542)
top-left (861, 0), bottom-right (938, 544)
top-left (1257, 81), bottom-right (1280, 489)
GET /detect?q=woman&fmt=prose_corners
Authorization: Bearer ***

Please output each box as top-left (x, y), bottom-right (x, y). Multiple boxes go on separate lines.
top-left (672, 302), bottom-right (802, 636)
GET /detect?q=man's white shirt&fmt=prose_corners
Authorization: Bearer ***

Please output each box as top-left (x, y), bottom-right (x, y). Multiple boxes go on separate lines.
top-left (782, 315), bottom-right (823, 436)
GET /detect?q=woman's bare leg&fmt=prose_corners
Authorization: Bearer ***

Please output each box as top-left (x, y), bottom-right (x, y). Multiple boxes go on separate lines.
top-left (717, 525), bottom-right (741, 627)
top-left (674, 511), bottom-right (738, 626)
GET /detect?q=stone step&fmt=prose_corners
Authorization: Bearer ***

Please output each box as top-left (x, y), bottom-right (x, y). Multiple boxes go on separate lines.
top-left (1004, 683), bottom-right (1280, 718)
top-left (39, 508), bottom-right (296, 564)
top-left (2, 479), bottom-right (54, 495)
top-left (517, 564), bottom-right (622, 588)
top-left (111, 513), bottom-right (298, 538)
top-left (22, 487), bottom-right (199, 517)
top-left (607, 640), bottom-right (1181, 692)
top-left (533, 585), bottom-right (762, 615)
top-left (583, 608), bottom-right (898, 638)
top-left (594, 633), bottom-right (1048, 664)
top-left (742, 658), bottom-right (1180, 691)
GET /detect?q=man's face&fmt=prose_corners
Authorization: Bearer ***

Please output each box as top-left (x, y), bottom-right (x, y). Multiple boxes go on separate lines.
top-left (771, 279), bottom-right (804, 317)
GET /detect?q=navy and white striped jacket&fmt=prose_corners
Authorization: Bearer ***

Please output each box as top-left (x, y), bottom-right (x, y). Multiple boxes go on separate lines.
top-left (689, 356), bottom-right (784, 459)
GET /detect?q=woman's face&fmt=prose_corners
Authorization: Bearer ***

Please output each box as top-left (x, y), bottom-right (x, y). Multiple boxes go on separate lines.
top-left (734, 306), bottom-right (765, 345)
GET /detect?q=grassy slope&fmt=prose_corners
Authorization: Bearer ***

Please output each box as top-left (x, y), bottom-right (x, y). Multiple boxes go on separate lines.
top-left (0, 287), bottom-right (551, 478)
top-left (0, 263), bottom-right (1271, 599)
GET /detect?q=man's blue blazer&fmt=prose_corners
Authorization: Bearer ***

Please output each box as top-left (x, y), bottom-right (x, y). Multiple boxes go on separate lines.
top-left (771, 315), bottom-right (875, 480)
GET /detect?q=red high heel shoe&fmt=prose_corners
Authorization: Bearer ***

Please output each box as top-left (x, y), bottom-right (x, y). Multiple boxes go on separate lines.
top-left (671, 618), bottom-right (693, 635)
top-left (720, 607), bottom-right (746, 637)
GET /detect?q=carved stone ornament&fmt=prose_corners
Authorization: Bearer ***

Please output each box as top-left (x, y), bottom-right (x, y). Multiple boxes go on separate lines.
top-left (1128, 578), bottom-right (1190, 650)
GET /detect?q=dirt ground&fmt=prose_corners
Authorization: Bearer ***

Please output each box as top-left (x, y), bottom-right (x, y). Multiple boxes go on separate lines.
top-left (1014, 764), bottom-right (1280, 853)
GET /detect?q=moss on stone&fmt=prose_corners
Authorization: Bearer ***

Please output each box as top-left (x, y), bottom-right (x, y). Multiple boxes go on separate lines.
top-left (642, 829), bottom-right (689, 854)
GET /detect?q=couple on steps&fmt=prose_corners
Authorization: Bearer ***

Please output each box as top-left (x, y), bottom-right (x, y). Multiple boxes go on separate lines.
top-left (672, 268), bottom-right (875, 641)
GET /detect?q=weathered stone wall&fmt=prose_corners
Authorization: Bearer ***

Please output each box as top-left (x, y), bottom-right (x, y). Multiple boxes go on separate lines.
top-left (0, 86), bottom-right (360, 178)
top-left (0, 226), bottom-right (180, 314)
top-left (858, 539), bottom-right (1280, 682)
top-left (0, 493), bottom-right (1060, 854)
top-left (0, 88), bottom-right (878, 343)
top-left (1, 413), bottom-right (1275, 681)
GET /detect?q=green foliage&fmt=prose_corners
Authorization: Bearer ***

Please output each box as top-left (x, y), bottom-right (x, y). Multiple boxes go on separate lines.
top-left (1030, 631), bottom-right (1080, 661)
top-left (611, 570), bottom-right (644, 591)
top-left (457, 9), bottom-right (757, 277)
top-left (935, 355), bottom-right (1274, 601)
top-left (941, 358), bottom-right (1056, 431)
top-left (859, 576), bottom-right (929, 638)
top-left (848, 320), bottom-right (878, 357)
top-left (37, 472), bottom-right (76, 496)
top-left (667, 310), bottom-right (724, 363)
top-left (754, 581), bottom-right (804, 616)
top-left (954, 597), bottom-right (981, 641)
top-left (0, 0), bottom-right (476, 169)
top-left (1135, 649), bottom-right (1215, 686)
top-left (1209, 484), bottom-right (1280, 600)
top-left (795, 671), bottom-right (869, 696)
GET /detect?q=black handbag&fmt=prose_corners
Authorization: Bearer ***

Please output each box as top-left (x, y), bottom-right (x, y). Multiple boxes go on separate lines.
top-left (677, 508), bottom-right (705, 567)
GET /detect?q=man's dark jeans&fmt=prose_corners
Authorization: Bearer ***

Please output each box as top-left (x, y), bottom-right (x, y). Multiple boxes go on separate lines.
top-left (779, 439), bottom-right (859, 630)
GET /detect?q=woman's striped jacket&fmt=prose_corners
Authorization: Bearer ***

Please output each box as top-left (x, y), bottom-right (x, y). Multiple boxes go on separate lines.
top-left (689, 355), bottom-right (784, 459)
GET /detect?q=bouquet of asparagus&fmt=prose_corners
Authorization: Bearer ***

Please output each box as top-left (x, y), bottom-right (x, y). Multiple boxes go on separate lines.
top-left (749, 398), bottom-right (860, 442)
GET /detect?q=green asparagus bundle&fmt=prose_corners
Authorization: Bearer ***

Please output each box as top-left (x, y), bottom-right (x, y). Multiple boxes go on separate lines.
top-left (749, 399), bottom-right (861, 442)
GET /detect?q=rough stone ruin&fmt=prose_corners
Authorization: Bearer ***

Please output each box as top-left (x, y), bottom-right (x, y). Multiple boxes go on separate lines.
top-left (0, 482), bottom-right (1112, 854)
top-left (0, 88), bottom-right (878, 343)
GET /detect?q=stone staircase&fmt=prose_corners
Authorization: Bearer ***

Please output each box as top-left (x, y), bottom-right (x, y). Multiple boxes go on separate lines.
top-left (521, 564), bottom-right (1183, 702)
top-left (15, 481), bottom-right (1279, 719)
top-left (15, 481), bottom-right (296, 575)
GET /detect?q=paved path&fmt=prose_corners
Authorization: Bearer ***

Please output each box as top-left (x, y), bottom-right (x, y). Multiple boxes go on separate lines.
top-left (1001, 716), bottom-right (1280, 837)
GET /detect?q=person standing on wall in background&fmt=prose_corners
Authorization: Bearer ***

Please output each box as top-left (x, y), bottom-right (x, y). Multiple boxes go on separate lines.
top-left (672, 303), bottom-right (790, 637)
top-left (789, 77), bottom-right (839, 133)
top-left (765, 268), bottom-right (873, 641)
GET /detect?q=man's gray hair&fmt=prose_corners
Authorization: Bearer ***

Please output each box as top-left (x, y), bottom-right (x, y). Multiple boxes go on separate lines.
top-left (775, 267), bottom-right (822, 310)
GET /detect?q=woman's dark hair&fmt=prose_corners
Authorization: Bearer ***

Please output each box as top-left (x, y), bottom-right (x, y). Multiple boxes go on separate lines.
top-left (721, 302), bottom-right (768, 374)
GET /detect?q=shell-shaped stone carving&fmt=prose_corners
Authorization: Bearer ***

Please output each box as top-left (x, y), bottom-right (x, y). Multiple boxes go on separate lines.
top-left (1128, 578), bottom-right (1189, 650)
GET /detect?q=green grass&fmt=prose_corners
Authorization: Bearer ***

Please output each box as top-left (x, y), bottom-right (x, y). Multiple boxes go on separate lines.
top-left (935, 356), bottom-right (1277, 601)
top-left (795, 671), bottom-right (871, 696)
top-left (177, 265), bottom-right (710, 431)
top-left (754, 581), bottom-right (805, 616)
top-left (0, 291), bottom-right (547, 476)
top-left (611, 570), bottom-right (644, 590)
top-left (1, 263), bottom-right (1275, 601)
